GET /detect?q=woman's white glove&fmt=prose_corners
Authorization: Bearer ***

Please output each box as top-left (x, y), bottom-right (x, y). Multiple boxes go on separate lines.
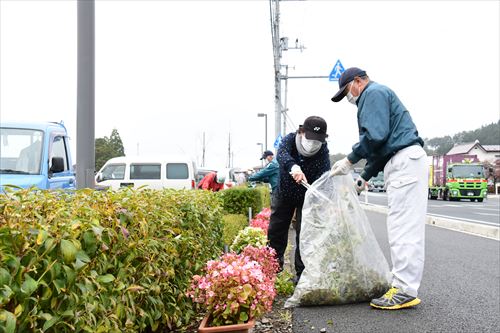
top-left (290, 165), bottom-right (307, 184)
top-left (354, 176), bottom-right (366, 193)
top-left (330, 157), bottom-right (352, 176)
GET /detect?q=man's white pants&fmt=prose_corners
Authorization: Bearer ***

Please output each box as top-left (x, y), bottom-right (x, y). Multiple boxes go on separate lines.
top-left (384, 145), bottom-right (428, 297)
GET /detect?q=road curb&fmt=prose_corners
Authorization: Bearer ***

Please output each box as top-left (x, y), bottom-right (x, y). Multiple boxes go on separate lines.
top-left (361, 203), bottom-right (500, 241)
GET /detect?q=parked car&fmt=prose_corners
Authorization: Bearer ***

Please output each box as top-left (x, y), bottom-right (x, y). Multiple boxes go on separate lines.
top-left (368, 171), bottom-right (385, 192)
top-left (95, 155), bottom-right (196, 190)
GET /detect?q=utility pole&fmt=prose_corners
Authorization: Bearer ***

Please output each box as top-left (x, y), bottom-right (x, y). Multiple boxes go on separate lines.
top-left (270, 0), bottom-right (306, 138)
top-left (270, 0), bottom-right (282, 141)
top-left (202, 132), bottom-right (206, 167)
top-left (227, 132), bottom-right (231, 168)
top-left (283, 65), bottom-right (289, 135)
top-left (76, 0), bottom-right (95, 189)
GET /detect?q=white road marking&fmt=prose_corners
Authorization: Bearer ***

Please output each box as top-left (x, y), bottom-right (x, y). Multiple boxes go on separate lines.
top-left (475, 212), bottom-right (500, 217)
top-left (427, 213), bottom-right (499, 226)
top-left (474, 208), bottom-right (500, 212)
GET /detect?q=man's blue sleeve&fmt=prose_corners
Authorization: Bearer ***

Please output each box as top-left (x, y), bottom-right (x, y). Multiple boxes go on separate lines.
top-left (361, 155), bottom-right (391, 181)
top-left (348, 89), bottom-right (391, 164)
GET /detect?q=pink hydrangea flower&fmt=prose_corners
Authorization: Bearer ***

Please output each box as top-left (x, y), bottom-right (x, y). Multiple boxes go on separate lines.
top-left (187, 250), bottom-right (277, 326)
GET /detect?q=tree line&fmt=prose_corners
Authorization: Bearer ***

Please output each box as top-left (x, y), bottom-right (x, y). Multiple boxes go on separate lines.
top-left (423, 121), bottom-right (500, 156)
top-left (95, 129), bottom-right (125, 171)
top-left (330, 121), bottom-right (499, 167)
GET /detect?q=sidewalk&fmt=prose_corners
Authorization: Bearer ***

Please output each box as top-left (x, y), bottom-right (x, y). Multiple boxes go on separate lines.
top-left (290, 209), bottom-right (500, 332)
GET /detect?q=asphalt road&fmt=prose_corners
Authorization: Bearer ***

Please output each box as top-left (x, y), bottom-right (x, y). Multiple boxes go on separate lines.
top-left (291, 210), bottom-right (500, 333)
top-left (361, 192), bottom-right (500, 226)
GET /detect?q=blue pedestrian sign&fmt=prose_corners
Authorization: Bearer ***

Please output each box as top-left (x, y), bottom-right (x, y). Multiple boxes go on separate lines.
top-left (329, 60), bottom-right (345, 81)
top-left (273, 134), bottom-right (282, 149)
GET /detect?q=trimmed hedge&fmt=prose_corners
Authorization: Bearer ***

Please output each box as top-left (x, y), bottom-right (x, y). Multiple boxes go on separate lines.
top-left (218, 187), bottom-right (263, 218)
top-left (221, 214), bottom-right (248, 246)
top-left (254, 185), bottom-right (271, 209)
top-left (0, 188), bottom-right (224, 332)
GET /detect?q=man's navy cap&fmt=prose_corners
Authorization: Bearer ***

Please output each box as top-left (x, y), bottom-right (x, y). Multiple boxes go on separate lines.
top-left (331, 67), bottom-right (367, 102)
top-left (260, 150), bottom-right (274, 160)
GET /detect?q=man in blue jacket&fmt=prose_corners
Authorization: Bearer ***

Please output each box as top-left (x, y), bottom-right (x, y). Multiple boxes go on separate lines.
top-left (248, 150), bottom-right (279, 194)
top-left (331, 67), bottom-right (428, 310)
top-left (268, 116), bottom-right (330, 283)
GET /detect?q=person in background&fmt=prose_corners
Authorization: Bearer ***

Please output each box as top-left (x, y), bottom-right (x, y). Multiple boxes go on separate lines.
top-left (236, 171), bottom-right (247, 186)
top-left (268, 116), bottom-right (330, 283)
top-left (197, 171), bottom-right (225, 192)
top-left (248, 150), bottom-right (279, 194)
top-left (330, 67), bottom-right (428, 310)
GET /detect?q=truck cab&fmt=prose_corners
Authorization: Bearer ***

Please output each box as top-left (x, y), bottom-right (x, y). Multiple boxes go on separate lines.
top-left (429, 154), bottom-right (487, 202)
top-left (444, 163), bottom-right (487, 201)
top-left (0, 121), bottom-right (76, 191)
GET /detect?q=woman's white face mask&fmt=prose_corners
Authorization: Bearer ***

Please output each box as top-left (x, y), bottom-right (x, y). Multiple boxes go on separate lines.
top-left (302, 136), bottom-right (322, 152)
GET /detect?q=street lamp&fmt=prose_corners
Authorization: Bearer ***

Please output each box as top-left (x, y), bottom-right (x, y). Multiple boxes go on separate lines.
top-left (257, 143), bottom-right (263, 167)
top-left (257, 113), bottom-right (268, 151)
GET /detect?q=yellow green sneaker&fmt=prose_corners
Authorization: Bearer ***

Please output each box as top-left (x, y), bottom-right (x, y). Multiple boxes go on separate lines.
top-left (370, 287), bottom-right (421, 310)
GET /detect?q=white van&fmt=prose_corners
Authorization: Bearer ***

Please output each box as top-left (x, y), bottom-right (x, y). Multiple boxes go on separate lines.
top-left (95, 155), bottom-right (197, 190)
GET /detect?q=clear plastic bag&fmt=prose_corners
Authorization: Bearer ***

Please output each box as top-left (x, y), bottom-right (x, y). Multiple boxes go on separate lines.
top-left (285, 173), bottom-right (391, 307)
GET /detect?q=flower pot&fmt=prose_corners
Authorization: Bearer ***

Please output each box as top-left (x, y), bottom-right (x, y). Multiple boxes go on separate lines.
top-left (198, 314), bottom-right (255, 333)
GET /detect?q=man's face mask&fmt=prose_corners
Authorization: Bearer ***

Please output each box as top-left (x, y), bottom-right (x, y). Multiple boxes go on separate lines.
top-left (302, 136), bottom-right (322, 152)
top-left (346, 80), bottom-right (359, 105)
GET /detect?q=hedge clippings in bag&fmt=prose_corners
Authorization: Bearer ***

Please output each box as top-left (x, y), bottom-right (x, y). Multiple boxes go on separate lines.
top-left (285, 173), bottom-right (391, 307)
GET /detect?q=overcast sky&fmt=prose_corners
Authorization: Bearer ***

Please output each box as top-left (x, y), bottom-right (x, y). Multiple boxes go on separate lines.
top-left (1, 0), bottom-right (499, 170)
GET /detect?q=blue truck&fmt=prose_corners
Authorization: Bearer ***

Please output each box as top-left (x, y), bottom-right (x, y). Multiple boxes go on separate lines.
top-left (0, 121), bottom-right (76, 191)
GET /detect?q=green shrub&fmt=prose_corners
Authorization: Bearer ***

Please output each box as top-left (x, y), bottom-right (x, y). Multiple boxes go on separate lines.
top-left (222, 214), bottom-right (248, 246)
top-left (275, 271), bottom-right (295, 296)
top-left (254, 185), bottom-right (271, 209)
top-left (218, 187), bottom-right (262, 218)
top-left (0, 188), bottom-right (224, 332)
top-left (230, 227), bottom-right (267, 253)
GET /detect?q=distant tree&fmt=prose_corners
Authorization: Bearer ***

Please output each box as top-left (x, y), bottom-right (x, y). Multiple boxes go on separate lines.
top-left (483, 159), bottom-right (500, 193)
top-left (108, 129), bottom-right (125, 156)
top-left (329, 153), bottom-right (346, 165)
top-left (424, 136), bottom-right (454, 156)
top-left (95, 129), bottom-right (125, 171)
top-left (453, 121), bottom-right (500, 145)
top-left (424, 121), bottom-right (500, 156)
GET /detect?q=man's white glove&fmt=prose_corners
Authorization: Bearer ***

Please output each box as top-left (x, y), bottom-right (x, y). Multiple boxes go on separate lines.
top-left (330, 157), bottom-right (352, 176)
top-left (355, 176), bottom-right (366, 194)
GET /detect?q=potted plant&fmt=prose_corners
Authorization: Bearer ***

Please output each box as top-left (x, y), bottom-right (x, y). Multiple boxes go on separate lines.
top-left (188, 250), bottom-right (278, 332)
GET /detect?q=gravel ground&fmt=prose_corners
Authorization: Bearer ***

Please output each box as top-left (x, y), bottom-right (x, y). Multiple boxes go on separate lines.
top-left (185, 294), bottom-right (293, 333)
top-left (253, 295), bottom-right (293, 333)
top-left (251, 227), bottom-right (296, 333)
